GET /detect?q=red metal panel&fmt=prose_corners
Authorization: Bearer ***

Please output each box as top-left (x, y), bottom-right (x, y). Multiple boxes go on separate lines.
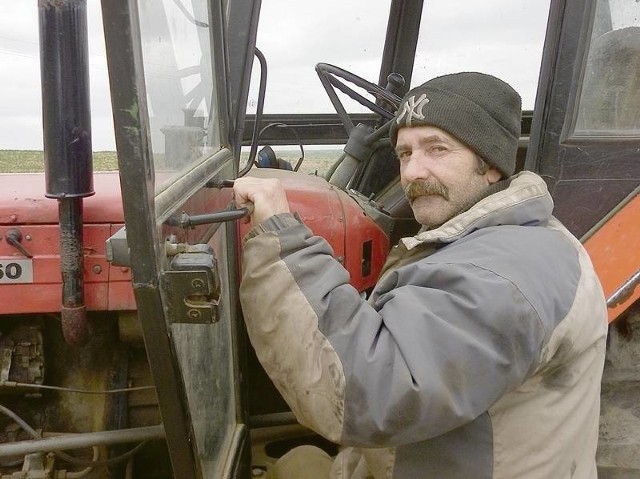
top-left (0, 167), bottom-right (389, 316)
top-left (237, 170), bottom-right (346, 266)
top-left (0, 284), bottom-right (113, 317)
top-left (0, 172), bottom-right (124, 225)
top-left (0, 223), bottom-right (135, 314)
top-left (0, 172), bottom-right (135, 315)
top-left (237, 170), bottom-right (389, 293)
top-left (108, 281), bottom-right (137, 311)
top-left (336, 191), bottom-right (390, 292)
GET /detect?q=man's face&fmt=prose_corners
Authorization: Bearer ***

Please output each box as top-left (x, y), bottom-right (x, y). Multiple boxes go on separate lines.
top-left (395, 125), bottom-right (501, 228)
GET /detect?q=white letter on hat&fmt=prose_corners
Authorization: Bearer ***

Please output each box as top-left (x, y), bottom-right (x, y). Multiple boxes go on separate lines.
top-left (396, 94), bottom-right (429, 127)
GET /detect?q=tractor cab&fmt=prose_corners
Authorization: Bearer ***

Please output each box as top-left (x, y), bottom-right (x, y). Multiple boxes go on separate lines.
top-left (100, 2), bottom-right (549, 476)
top-left (0, 0), bottom-right (638, 477)
top-left (103, 0), bottom-right (640, 476)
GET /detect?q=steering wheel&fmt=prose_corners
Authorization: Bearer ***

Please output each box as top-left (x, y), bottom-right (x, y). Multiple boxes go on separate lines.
top-left (315, 63), bottom-right (403, 134)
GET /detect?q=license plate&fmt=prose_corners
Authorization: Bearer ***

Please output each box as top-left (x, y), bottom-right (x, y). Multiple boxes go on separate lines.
top-left (0, 259), bottom-right (34, 284)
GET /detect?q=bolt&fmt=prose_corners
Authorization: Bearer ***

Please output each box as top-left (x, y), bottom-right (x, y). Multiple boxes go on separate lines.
top-left (188, 309), bottom-right (201, 320)
top-left (192, 278), bottom-right (205, 289)
top-left (92, 264), bottom-right (102, 274)
top-left (10, 215), bottom-right (17, 223)
top-left (251, 468), bottom-right (266, 478)
top-left (121, 267), bottom-right (129, 273)
top-left (25, 235), bottom-right (32, 241)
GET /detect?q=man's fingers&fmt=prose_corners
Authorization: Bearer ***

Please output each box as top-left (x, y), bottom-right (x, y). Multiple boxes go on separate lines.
top-left (232, 177), bottom-right (290, 225)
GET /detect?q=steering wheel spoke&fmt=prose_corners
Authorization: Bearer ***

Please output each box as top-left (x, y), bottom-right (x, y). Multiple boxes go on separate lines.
top-left (316, 63), bottom-right (403, 134)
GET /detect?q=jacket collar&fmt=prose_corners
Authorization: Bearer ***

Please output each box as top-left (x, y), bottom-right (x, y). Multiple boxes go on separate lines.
top-left (400, 171), bottom-right (554, 250)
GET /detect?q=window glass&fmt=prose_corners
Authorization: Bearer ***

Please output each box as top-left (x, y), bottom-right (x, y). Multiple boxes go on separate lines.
top-left (573, 0), bottom-right (640, 137)
top-left (252, 2), bottom-right (550, 113)
top-left (251, 0), bottom-right (388, 114)
top-left (413, 0), bottom-right (550, 110)
top-left (137, 0), bottom-right (220, 193)
top-left (249, 1), bottom-right (549, 176)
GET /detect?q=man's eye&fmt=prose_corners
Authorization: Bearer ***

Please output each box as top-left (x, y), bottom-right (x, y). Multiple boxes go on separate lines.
top-left (397, 150), bottom-right (410, 160)
top-left (431, 145), bottom-right (447, 153)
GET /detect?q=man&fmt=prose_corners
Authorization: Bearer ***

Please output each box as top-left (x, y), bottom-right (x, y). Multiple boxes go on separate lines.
top-left (234, 72), bottom-right (608, 478)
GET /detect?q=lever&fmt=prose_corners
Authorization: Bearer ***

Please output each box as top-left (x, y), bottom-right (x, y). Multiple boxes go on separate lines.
top-left (171, 179), bottom-right (254, 228)
top-left (177, 203), bottom-right (254, 228)
top-left (385, 73), bottom-right (405, 96)
top-left (5, 229), bottom-right (34, 258)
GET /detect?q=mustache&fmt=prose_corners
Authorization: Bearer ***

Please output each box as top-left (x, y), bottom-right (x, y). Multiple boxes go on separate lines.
top-left (404, 180), bottom-right (449, 202)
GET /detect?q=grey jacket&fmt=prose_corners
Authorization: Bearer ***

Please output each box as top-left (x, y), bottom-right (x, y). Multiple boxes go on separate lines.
top-left (240, 171), bottom-right (608, 478)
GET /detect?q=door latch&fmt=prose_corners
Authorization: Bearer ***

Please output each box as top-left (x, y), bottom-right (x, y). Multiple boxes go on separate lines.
top-left (161, 244), bottom-right (220, 324)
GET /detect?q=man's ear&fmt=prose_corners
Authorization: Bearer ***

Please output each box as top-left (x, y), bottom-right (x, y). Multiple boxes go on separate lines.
top-left (486, 167), bottom-right (502, 185)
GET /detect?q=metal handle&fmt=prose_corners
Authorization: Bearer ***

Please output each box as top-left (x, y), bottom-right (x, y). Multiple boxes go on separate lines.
top-left (6, 229), bottom-right (33, 258)
top-left (607, 268), bottom-right (640, 307)
top-left (178, 203), bottom-right (254, 228)
top-left (173, 179), bottom-right (254, 228)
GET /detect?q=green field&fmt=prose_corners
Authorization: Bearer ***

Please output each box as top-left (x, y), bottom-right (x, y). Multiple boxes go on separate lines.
top-left (0, 149), bottom-right (340, 176)
top-left (0, 150), bottom-right (118, 173)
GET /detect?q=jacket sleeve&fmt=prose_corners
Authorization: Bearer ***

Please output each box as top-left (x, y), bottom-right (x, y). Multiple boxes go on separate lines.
top-left (240, 213), bottom-right (548, 447)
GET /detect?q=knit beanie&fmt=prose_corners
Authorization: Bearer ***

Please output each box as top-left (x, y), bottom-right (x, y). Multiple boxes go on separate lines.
top-left (389, 72), bottom-right (522, 178)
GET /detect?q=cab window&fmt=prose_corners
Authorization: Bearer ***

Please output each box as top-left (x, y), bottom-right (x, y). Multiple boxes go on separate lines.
top-left (253, 0), bottom-right (388, 115)
top-left (413, 0), bottom-right (551, 111)
top-left (573, 0), bottom-right (640, 137)
top-left (137, 0), bottom-right (221, 193)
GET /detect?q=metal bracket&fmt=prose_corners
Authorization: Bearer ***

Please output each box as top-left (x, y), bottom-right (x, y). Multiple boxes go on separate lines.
top-left (105, 226), bottom-right (130, 267)
top-left (161, 245), bottom-right (220, 324)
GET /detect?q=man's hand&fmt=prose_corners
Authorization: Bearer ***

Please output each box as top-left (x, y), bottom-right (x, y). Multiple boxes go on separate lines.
top-left (233, 177), bottom-right (291, 226)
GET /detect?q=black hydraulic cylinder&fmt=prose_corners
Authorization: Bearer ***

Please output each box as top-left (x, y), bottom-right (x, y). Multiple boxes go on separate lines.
top-left (39, 0), bottom-right (94, 345)
top-left (39, 0), bottom-right (94, 198)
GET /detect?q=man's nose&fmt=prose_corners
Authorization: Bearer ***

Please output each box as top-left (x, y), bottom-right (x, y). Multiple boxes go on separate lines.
top-left (401, 154), bottom-right (432, 182)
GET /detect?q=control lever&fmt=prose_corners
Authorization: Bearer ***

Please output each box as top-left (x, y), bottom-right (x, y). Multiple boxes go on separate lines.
top-left (384, 72), bottom-right (405, 96)
top-left (376, 73), bottom-right (405, 114)
top-left (5, 229), bottom-right (33, 258)
top-left (175, 180), bottom-right (254, 228)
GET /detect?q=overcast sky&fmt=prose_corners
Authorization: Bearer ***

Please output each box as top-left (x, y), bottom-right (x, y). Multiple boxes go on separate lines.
top-left (0, 1), bottom-right (550, 151)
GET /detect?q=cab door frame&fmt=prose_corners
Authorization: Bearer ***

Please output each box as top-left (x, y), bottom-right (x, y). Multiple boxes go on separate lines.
top-left (101, 0), bottom-right (258, 477)
top-left (526, 0), bottom-right (640, 239)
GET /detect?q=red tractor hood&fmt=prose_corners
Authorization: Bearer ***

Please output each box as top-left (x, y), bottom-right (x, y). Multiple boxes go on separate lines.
top-left (0, 172), bottom-right (124, 225)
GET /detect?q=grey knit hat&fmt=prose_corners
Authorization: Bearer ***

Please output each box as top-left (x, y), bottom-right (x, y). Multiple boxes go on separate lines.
top-left (390, 72), bottom-right (522, 178)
